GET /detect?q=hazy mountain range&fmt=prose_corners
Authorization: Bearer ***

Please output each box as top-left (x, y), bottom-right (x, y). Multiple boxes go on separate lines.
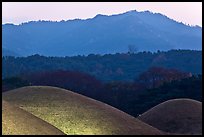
top-left (2, 10), bottom-right (202, 57)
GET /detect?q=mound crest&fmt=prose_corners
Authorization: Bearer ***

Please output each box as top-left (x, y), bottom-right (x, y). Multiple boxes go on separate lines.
top-left (3, 86), bottom-right (163, 135)
top-left (138, 98), bottom-right (202, 135)
top-left (2, 100), bottom-right (65, 135)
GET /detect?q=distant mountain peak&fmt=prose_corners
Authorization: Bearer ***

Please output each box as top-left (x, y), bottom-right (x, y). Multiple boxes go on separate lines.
top-left (2, 10), bottom-right (202, 57)
top-left (3, 23), bottom-right (16, 26)
top-left (94, 14), bottom-right (108, 18)
top-left (2, 10), bottom-right (201, 28)
top-left (124, 9), bottom-right (138, 13)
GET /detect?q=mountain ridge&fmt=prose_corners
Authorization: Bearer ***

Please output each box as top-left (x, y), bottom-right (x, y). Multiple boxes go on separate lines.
top-left (2, 10), bottom-right (202, 28)
top-left (2, 10), bottom-right (202, 57)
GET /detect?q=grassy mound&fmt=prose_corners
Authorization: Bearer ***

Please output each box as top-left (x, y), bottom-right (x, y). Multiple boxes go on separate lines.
top-left (2, 100), bottom-right (65, 135)
top-left (138, 98), bottom-right (202, 135)
top-left (3, 86), bottom-right (163, 135)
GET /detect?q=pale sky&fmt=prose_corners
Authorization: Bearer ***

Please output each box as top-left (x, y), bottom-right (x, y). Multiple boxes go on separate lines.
top-left (2, 2), bottom-right (202, 27)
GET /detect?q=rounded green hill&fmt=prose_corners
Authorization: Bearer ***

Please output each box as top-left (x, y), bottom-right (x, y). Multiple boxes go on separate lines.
top-left (3, 86), bottom-right (163, 135)
top-left (2, 100), bottom-right (65, 135)
top-left (138, 98), bottom-right (202, 135)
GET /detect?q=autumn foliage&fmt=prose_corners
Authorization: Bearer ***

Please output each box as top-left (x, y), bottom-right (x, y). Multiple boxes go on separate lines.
top-left (138, 67), bottom-right (192, 88)
top-left (21, 70), bottom-right (103, 97)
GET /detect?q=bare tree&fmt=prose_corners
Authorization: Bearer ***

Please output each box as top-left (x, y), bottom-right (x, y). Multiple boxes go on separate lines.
top-left (128, 44), bottom-right (138, 54)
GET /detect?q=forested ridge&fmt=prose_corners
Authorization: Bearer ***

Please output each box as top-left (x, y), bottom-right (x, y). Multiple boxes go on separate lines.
top-left (2, 49), bottom-right (202, 81)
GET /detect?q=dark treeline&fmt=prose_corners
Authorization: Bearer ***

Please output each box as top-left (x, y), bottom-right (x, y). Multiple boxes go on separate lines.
top-left (3, 67), bottom-right (201, 118)
top-left (2, 49), bottom-right (202, 82)
top-left (99, 75), bottom-right (202, 117)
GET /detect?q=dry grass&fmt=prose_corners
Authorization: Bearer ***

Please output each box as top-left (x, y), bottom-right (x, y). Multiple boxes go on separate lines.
top-left (138, 98), bottom-right (202, 135)
top-left (3, 86), bottom-right (163, 135)
top-left (2, 100), bottom-right (65, 135)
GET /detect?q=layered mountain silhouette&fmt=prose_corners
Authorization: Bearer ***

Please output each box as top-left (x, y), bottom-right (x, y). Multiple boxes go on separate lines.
top-left (2, 10), bottom-right (202, 57)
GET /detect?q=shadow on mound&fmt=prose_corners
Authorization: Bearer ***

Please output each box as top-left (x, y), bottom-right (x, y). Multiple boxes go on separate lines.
top-left (138, 98), bottom-right (202, 135)
top-left (2, 100), bottom-right (65, 135)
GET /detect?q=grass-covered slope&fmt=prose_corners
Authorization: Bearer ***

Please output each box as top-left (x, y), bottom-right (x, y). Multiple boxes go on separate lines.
top-left (138, 98), bottom-right (202, 135)
top-left (2, 86), bottom-right (163, 135)
top-left (2, 100), bottom-right (65, 135)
